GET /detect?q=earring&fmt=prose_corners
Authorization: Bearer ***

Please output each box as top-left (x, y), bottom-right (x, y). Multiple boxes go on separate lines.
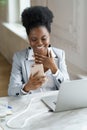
top-left (29, 46), bottom-right (31, 49)
top-left (49, 44), bottom-right (51, 47)
top-left (28, 41), bottom-right (31, 49)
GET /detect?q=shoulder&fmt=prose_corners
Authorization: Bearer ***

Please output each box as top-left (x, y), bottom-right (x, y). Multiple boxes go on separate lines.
top-left (13, 48), bottom-right (27, 61)
top-left (52, 47), bottom-right (64, 52)
top-left (52, 47), bottom-right (65, 58)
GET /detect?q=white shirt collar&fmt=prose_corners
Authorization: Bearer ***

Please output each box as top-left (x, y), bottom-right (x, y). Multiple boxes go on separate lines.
top-left (48, 47), bottom-right (56, 58)
top-left (28, 49), bottom-right (34, 60)
top-left (28, 47), bottom-right (56, 60)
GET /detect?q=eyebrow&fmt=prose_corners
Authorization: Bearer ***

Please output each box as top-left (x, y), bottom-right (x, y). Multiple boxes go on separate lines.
top-left (30, 35), bottom-right (48, 38)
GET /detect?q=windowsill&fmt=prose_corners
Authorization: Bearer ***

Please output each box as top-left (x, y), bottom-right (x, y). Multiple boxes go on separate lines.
top-left (2, 22), bottom-right (28, 42)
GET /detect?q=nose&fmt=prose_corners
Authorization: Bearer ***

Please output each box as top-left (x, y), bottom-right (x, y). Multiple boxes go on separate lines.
top-left (37, 40), bottom-right (43, 46)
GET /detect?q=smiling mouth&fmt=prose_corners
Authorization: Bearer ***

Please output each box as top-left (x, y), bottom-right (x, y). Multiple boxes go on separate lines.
top-left (36, 45), bottom-right (44, 49)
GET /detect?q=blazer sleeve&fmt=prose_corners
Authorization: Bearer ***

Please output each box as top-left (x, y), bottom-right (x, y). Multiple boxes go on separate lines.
top-left (8, 53), bottom-right (25, 96)
top-left (52, 50), bottom-right (70, 89)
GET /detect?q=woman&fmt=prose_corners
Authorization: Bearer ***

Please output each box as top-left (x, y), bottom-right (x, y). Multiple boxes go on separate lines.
top-left (8, 6), bottom-right (69, 96)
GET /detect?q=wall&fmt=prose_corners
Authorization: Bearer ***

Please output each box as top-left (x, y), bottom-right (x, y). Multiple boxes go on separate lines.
top-left (84, 0), bottom-right (87, 71)
top-left (0, 25), bottom-right (28, 63)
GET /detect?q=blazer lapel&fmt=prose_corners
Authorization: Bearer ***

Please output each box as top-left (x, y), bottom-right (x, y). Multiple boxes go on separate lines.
top-left (24, 60), bottom-right (34, 82)
top-left (23, 48), bottom-right (35, 82)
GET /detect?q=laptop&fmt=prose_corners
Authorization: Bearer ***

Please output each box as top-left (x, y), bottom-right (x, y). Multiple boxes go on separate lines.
top-left (41, 79), bottom-right (87, 112)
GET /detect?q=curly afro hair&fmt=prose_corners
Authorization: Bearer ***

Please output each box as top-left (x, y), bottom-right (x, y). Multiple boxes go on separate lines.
top-left (21, 6), bottom-right (54, 35)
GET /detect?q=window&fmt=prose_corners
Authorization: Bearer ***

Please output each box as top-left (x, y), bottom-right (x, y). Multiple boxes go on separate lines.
top-left (3, 0), bottom-right (30, 41)
top-left (19, 0), bottom-right (30, 23)
top-left (8, 0), bottom-right (30, 23)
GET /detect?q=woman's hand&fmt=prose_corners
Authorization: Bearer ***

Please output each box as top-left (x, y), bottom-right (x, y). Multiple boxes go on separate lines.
top-left (23, 72), bottom-right (46, 92)
top-left (34, 51), bottom-right (58, 74)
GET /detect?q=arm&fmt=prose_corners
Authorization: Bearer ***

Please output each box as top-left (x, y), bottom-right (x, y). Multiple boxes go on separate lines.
top-left (52, 50), bottom-right (70, 89)
top-left (8, 53), bottom-right (24, 96)
top-left (8, 53), bottom-right (46, 96)
top-left (34, 48), bottom-right (69, 89)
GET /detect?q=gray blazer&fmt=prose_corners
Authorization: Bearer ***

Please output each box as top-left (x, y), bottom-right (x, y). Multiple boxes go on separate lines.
top-left (8, 47), bottom-right (69, 96)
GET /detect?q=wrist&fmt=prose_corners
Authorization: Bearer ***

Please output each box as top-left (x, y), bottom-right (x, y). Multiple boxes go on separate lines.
top-left (51, 65), bottom-right (58, 74)
top-left (23, 83), bottom-right (32, 92)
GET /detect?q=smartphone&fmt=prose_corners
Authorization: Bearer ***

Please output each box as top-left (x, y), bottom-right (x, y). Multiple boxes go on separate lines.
top-left (31, 64), bottom-right (45, 76)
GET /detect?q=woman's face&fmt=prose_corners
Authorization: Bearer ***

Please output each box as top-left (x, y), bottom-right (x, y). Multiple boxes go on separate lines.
top-left (28, 26), bottom-right (50, 56)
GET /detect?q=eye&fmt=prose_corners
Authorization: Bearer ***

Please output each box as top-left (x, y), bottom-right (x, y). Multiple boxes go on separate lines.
top-left (42, 38), bottom-right (46, 41)
top-left (31, 38), bottom-right (37, 42)
top-left (42, 37), bottom-right (47, 41)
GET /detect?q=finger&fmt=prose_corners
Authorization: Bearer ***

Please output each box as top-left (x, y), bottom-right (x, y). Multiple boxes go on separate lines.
top-left (35, 56), bottom-right (44, 63)
top-left (38, 78), bottom-right (46, 84)
top-left (35, 56), bottom-right (43, 61)
top-left (50, 51), bottom-right (52, 58)
top-left (35, 53), bottom-right (45, 58)
top-left (35, 75), bottom-right (46, 81)
top-left (47, 50), bottom-right (50, 57)
top-left (35, 60), bottom-right (42, 64)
